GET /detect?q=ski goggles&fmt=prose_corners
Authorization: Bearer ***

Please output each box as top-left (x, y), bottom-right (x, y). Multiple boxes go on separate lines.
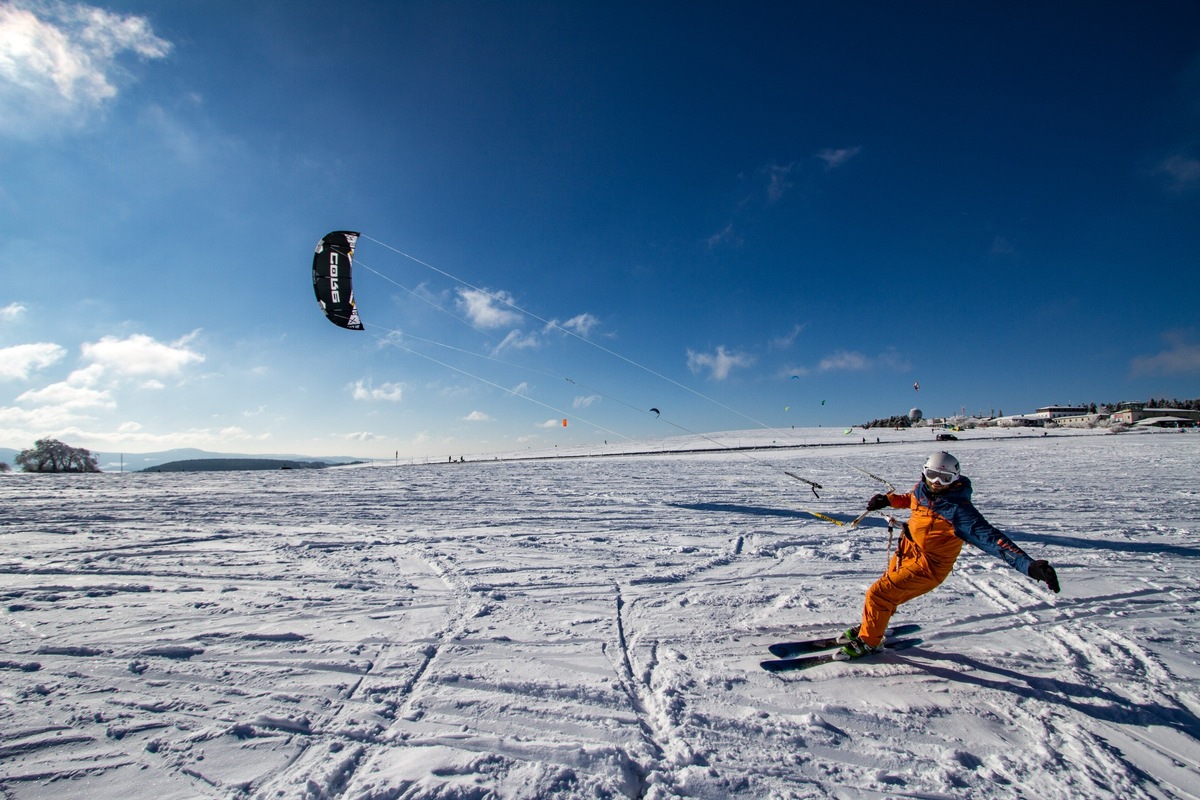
top-left (923, 467), bottom-right (958, 486)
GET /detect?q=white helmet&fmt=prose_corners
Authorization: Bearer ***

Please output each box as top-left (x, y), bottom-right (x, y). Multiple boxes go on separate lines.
top-left (922, 451), bottom-right (960, 488)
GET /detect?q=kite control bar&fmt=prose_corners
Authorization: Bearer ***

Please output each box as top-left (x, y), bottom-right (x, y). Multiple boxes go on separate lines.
top-left (784, 471), bottom-right (822, 498)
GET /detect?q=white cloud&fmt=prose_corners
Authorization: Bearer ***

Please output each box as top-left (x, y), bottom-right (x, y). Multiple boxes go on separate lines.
top-left (1131, 330), bottom-right (1200, 376)
top-left (1, 302), bottom-right (27, 321)
top-left (573, 394), bottom-right (600, 408)
top-left (456, 287), bottom-right (522, 329)
top-left (815, 348), bottom-right (911, 373)
top-left (82, 332), bottom-right (204, 376)
top-left (0, 342), bottom-right (65, 379)
top-left (0, 1), bottom-right (171, 138)
top-left (816, 146), bottom-right (862, 170)
top-left (686, 346), bottom-right (756, 381)
top-left (537, 418), bottom-right (565, 429)
top-left (0, 402), bottom-right (89, 430)
top-left (464, 410), bottom-right (492, 422)
top-left (549, 313), bottom-right (600, 338)
top-left (705, 222), bottom-right (740, 250)
top-left (492, 329), bottom-right (540, 354)
top-left (351, 379), bottom-right (404, 402)
top-left (765, 161), bottom-right (797, 203)
top-left (1154, 154), bottom-right (1200, 192)
top-left (769, 323), bottom-right (806, 350)
top-left (82, 424), bottom-right (266, 449)
top-left (818, 350), bottom-right (869, 372)
top-left (16, 380), bottom-right (114, 410)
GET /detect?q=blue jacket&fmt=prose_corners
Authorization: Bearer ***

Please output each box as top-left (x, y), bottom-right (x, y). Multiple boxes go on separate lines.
top-left (908, 476), bottom-right (1034, 576)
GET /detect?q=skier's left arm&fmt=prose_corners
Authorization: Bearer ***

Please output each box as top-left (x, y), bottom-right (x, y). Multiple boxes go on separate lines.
top-left (945, 502), bottom-right (1060, 592)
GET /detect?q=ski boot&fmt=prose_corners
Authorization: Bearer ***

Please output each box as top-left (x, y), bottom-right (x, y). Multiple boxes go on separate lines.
top-left (833, 635), bottom-right (883, 661)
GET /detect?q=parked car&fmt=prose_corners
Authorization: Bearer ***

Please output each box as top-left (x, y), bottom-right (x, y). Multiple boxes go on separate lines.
top-left (936, 433), bottom-right (958, 441)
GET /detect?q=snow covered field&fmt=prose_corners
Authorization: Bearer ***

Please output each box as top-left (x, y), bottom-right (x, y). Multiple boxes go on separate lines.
top-left (2, 428), bottom-right (1198, 799)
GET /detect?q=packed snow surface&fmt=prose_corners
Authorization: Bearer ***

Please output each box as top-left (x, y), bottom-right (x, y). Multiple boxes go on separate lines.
top-left (2, 428), bottom-right (1198, 799)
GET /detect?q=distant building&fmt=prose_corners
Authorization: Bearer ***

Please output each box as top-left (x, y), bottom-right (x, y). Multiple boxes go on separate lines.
top-left (1051, 413), bottom-right (1109, 429)
top-left (1111, 407), bottom-right (1200, 426)
top-left (1033, 405), bottom-right (1089, 420)
top-left (991, 414), bottom-right (1045, 428)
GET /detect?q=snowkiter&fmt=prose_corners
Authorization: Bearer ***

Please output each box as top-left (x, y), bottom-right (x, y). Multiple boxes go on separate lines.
top-left (838, 451), bottom-right (1060, 660)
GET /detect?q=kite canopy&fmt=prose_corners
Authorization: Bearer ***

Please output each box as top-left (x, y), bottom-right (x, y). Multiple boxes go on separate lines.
top-left (313, 231), bottom-right (363, 330)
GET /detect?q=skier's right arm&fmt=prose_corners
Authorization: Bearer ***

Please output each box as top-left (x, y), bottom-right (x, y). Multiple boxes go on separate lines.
top-left (866, 493), bottom-right (911, 511)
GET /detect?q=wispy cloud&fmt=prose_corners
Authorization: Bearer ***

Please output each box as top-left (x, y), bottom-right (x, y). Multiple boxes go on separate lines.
top-left (573, 394), bottom-right (600, 408)
top-left (770, 323), bottom-right (807, 350)
top-left (464, 410), bottom-right (491, 422)
top-left (351, 379), bottom-right (404, 402)
top-left (1, 302), bottom-right (27, 321)
top-left (818, 350), bottom-right (869, 372)
top-left (491, 329), bottom-right (541, 355)
top-left (16, 380), bottom-right (113, 410)
top-left (1153, 154), bottom-right (1200, 192)
top-left (817, 347), bottom-right (911, 373)
top-left (1131, 330), bottom-right (1200, 375)
top-left (82, 332), bottom-right (203, 376)
top-left (764, 161), bottom-right (797, 203)
top-left (0, 342), bottom-right (65, 379)
top-left (0, 1), bottom-right (171, 138)
top-left (708, 147), bottom-right (861, 248)
top-left (456, 287), bottom-right (522, 329)
top-left (686, 346), bottom-right (756, 381)
top-left (705, 222), bottom-right (741, 250)
top-left (816, 146), bottom-right (862, 170)
top-left (549, 312), bottom-right (600, 338)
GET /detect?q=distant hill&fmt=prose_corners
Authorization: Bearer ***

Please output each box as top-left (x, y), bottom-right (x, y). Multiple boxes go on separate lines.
top-left (143, 458), bottom-right (341, 473)
top-left (0, 447), bottom-right (364, 472)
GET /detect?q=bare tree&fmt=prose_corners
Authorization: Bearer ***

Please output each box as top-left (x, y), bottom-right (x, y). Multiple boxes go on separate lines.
top-left (14, 439), bottom-right (100, 473)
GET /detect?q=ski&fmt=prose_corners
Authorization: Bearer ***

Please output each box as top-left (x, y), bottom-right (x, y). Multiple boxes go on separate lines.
top-left (767, 623), bottom-right (921, 658)
top-left (761, 637), bottom-right (923, 673)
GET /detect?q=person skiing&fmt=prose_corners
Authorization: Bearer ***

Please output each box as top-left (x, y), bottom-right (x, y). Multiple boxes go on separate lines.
top-left (837, 451), bottom-right (1060, 660)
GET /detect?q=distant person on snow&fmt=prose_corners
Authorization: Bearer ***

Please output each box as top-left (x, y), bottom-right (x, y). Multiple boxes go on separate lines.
top-left (837, 451), bottom-right (1060, 660)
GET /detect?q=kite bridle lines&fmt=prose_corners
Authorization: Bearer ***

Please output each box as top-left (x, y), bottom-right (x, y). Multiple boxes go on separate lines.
top-left (354, 233), bottom-right (822, 488)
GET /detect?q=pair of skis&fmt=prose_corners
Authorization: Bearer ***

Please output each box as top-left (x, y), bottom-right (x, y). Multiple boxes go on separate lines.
top-left (760, 623), bottom-right (922, 673)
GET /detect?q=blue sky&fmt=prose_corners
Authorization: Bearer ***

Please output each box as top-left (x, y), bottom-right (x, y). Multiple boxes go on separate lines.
top-left (2, 1), bottom-right (1199, 462)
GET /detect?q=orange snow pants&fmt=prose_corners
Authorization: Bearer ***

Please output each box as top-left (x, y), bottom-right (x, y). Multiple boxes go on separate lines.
top-left (858, 534), bottom-right (957, 646)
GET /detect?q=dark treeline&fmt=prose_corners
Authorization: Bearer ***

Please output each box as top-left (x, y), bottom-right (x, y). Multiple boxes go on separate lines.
top-left (143, 459), bottom-right (332, 473)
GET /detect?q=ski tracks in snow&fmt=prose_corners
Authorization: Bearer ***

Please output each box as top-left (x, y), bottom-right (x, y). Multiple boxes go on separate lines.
top-left (3, 435), bottom-right (1199, 799)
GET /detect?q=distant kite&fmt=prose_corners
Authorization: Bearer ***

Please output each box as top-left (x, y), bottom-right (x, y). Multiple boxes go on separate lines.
top-left (650, 408), bottom-right (661, 417)
top-left (914, 382), bottom-right (920, 391)
top-left (312, 231), bottom-right (364, 330)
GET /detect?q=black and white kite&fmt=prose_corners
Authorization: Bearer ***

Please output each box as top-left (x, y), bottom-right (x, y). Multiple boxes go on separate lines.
top-left (312, 231), bottom-right (364, 330)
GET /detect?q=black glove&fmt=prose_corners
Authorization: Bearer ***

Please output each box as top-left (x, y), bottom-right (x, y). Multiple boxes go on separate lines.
top-left (1028, 560), bottom-right (1060, 593)
top-left (865, 493), bottom-right (890, 512)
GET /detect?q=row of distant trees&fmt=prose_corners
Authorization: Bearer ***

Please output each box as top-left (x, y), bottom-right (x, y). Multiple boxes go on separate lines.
top-left (2, 438), bottom-right (100, 473)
